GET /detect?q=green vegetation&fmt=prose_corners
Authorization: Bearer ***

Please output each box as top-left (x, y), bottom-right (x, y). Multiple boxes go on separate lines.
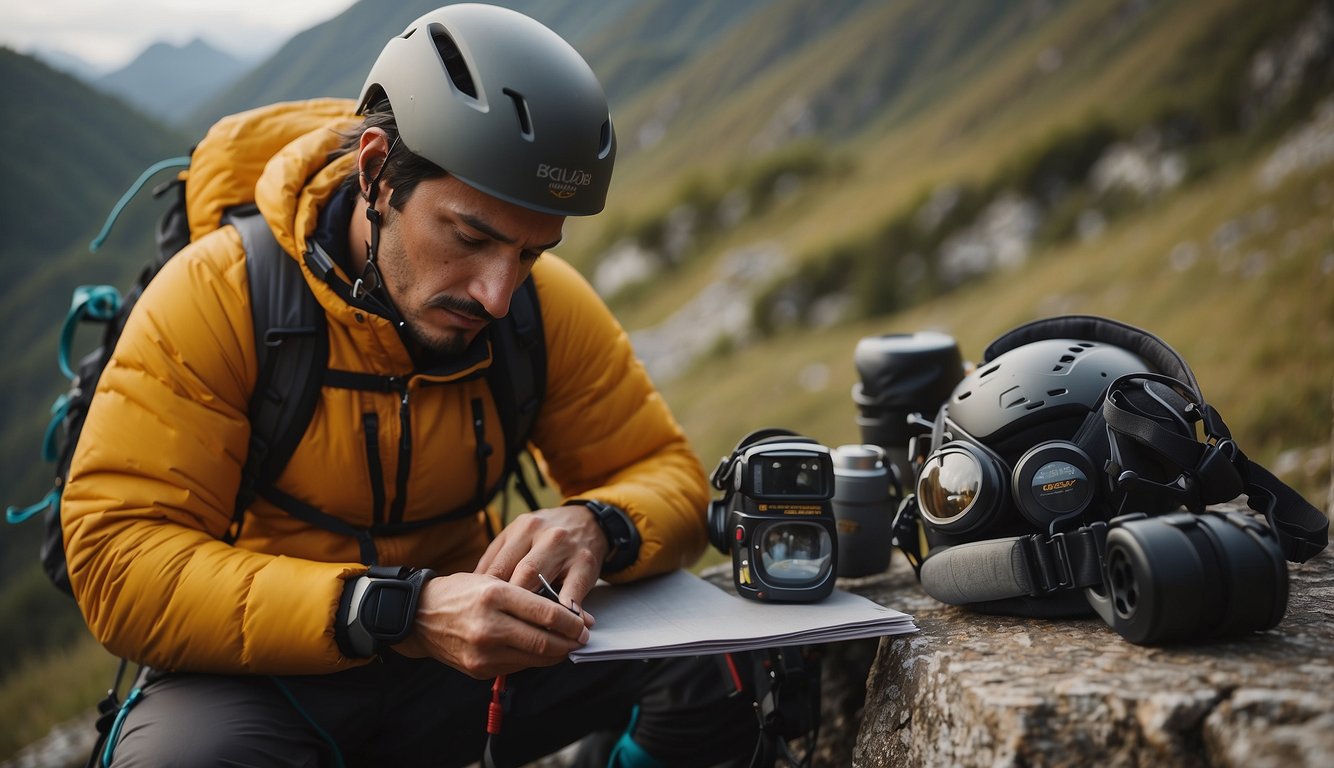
top-left (0, 634), bottom-right (119, 759)
top-left (587, 142), bottom-right (844, 282)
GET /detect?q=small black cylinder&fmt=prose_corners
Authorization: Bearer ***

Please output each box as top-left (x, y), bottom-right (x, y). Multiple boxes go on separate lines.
top-left (852, 331), bottom-right (964, 485)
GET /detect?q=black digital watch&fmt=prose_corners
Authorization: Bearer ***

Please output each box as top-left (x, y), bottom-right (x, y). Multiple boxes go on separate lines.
top-left (571, 499), bottom-right (641, 574)
top-left (337, 565), bottom-right (436, 658)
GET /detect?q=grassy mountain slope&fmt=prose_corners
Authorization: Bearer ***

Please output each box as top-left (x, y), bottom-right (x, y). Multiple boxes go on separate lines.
top-left (0, 50), bottom-right (189, 528)
top-left (0, 48), bottom-right (188, 264)
top-left (587, 0), bottom-right (1334, 506)
top-left (0, 51), bottom-right (190, 759)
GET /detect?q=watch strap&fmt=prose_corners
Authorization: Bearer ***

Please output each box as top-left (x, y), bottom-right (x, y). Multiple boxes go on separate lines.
top-left (571, 499), bottom-right (641, 574)
top-left (336, 566), bottom-right (435, 658)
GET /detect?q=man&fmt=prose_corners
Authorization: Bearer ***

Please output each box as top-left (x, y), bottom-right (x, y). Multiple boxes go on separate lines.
top-left (62, 5), bottom-right (757, 766)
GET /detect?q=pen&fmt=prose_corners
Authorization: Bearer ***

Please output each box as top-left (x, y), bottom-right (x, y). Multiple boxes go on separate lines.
top-left (535, 572), bottom-right (581, 615)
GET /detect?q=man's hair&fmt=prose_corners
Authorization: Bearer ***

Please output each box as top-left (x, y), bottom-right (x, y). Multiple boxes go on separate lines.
top-left (333, 100), bottom-right (448, 210)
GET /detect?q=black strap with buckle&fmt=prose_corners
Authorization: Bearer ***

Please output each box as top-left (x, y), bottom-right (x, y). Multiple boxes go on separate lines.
top-left (336, 565), bottom-right (436, 658)
top-left (570, 499), bottom-right (640, 574)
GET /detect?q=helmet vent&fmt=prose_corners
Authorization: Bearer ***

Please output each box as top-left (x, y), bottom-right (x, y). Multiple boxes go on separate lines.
top-left (504, 88), bottom-right (534, 139)
top-left (1060, 354), bottom-right (1077, 363)
top-left (979, 364), bottom-right (1000, 378)
top-left (1024, 401), bottom-right (1046, 410)
top-left (431, 28), bottom-right (478, 98)
top-left (1048, 388), bottom-right (1068, 397)
top-left (599, 120), bottom-right (613, 159)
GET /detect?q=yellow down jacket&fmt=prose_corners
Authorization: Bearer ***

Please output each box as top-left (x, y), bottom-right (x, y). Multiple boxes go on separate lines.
top-left (61, 99), bottom-right (710, 674)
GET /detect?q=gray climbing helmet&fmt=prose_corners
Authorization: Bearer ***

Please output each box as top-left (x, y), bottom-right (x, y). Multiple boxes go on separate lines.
top-left (358, 3), bottom-right (616, 216)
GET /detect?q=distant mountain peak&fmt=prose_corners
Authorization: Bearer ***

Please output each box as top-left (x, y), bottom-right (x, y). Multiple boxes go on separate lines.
top-left (126, 37), bottom-right (241, 67)
top-left (95, 36), bottom-right (252, 125)
top-left (29, 45), bottom-right (107, 81)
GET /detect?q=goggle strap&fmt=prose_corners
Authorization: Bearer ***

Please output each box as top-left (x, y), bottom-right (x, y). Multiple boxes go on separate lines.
top-left (1104, 387), bottom-right (1207, 467)
top-left (890, 496), bottom-right (927, 577)
top-left (1104, 375), bottom-right (1252, 509)
top-left (1240, 460), bottom-right (1329, 563)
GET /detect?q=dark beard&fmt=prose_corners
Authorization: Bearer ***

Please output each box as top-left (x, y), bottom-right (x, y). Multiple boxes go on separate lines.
top-left (405, 322), bottom-right (469, 358)
top-left (409, 294), bottom-right (495, 359)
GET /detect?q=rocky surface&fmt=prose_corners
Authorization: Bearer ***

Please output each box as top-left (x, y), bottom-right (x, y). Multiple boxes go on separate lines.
top-left (703, 500), bottom-right (1333, 768)
top-left (0, 714), bottom-right (96, 768)
top-left (851, 526), bottom-right (1334, 766)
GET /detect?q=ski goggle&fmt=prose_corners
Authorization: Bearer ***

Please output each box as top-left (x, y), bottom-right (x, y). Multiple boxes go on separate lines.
top-left (915, 415), bottom-right (1097, 534)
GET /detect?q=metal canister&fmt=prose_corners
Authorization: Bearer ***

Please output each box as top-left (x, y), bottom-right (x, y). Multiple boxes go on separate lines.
top-left (831, 444), bottom-right (896, 577)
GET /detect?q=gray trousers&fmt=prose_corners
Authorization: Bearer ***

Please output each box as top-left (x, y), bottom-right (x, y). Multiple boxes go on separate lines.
top-left (106, 651), bottom-right (758, 767)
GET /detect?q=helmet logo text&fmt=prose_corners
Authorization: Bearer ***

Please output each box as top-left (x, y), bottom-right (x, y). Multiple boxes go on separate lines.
top-left (537, 164), bottom-right (593, 200)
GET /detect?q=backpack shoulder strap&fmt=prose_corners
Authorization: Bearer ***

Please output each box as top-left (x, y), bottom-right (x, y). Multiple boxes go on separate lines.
top-left (226, 207), bottom-right (328, 541)
top-left (486, 274), bottom-right (546, 510)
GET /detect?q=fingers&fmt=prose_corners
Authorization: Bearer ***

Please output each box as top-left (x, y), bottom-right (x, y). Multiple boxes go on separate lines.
top-left (552, 551), bottom-right (600, 626)
top-left (410, 573), bottom-right (590, 679)
top-left (474, 511), bottom-right (549, 581)
top-left (462, 590), bottom-right (588, 678)
top-left (474, 507), bottom-right (606, 608)
top-left (535, 570), bottom-right (597, 628)
top-left (474, 527), bottom-right (525, 581)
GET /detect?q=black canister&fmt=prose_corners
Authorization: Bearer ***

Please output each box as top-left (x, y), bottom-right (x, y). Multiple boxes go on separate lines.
top-left (851, 331), bottom-right (964, 488)
top-left (831, 444), bottom-right (896, 577)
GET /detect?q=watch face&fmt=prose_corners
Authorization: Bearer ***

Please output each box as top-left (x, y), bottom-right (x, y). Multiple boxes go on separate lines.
top-left (583, 500), bottom-right (639, 572)
top-left (364, 581), bottom-right (413, 635)
top-left (344, 569), bottom-right (434, 658)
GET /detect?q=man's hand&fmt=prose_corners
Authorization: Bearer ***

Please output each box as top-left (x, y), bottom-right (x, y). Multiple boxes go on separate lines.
top-left (393, 505), bottom-right (607, 678)
top-left (393, 571), bottom-right (592, 678)
top-left (475, 504), bottom-right (610, 612)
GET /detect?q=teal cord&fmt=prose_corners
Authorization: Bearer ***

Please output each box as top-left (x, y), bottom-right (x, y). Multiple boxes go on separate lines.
top-left (606, 705), bottom-right (665, 768)
top-left (58, 285), bottom-right (121, 379)
top-left (40, 394), bottom-right (69, 463)
top-left (100, 686), bottom-right (143, 767)
top-left (5, 392), bottom-right (67, 522)
top-left (88, 156), bottom-right (191, 253)
top-left (5, 488), bottom-right (57, 524)
top-left (269, 676), bottom-right (346, 768)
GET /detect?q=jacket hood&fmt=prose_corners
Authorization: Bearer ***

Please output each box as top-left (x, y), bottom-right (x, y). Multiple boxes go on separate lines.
top-left (186, 98), bottom-right (359, 250)
top-left (253, 106), bottom-right (359, 262)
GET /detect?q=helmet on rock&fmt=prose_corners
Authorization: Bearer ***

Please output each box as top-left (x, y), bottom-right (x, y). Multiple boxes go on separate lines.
top-left (892, 316), bottom-right (1325, 643)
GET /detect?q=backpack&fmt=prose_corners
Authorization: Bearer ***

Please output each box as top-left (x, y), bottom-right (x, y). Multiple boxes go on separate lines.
top-left (6, 101), bottom-right (547, 594)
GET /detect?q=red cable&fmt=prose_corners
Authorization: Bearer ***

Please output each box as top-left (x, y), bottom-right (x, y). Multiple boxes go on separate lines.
top-left (723, 653), bottom-right (744, 695)
top-left (487, 674), bottom-right (506, 735)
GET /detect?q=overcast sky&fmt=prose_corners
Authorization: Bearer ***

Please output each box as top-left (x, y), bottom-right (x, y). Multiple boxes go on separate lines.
top-left (0, 0), bottom-right (360, 71)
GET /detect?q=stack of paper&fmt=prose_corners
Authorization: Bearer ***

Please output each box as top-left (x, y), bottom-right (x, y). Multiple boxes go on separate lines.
top-left (569, 569), bottom-right (917, 662)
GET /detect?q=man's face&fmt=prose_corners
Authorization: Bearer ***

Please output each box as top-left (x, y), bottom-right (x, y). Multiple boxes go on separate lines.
top-left (375, 175), bottom-right (564, 357)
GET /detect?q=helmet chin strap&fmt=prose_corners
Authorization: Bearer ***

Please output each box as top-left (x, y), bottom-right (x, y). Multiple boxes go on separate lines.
top-left (352, 136), bottom-right (399, 299)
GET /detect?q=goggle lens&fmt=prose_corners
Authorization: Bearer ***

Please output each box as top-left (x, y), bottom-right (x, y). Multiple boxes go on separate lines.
top-left (917, 448), bottom-right (982, 524)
